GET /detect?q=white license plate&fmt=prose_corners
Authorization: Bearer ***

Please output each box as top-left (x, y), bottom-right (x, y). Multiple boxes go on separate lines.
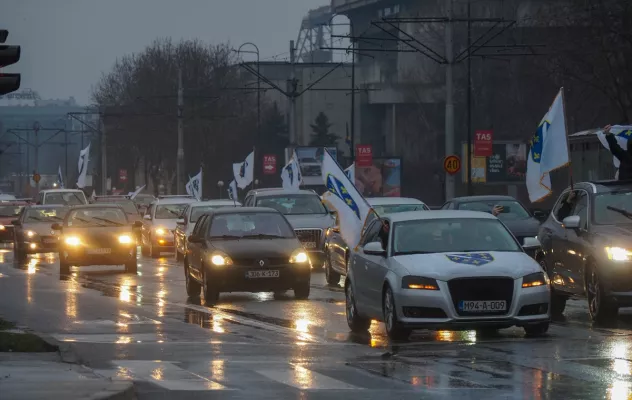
top-left (303, 242), bottom-right (316, 249)
top-left (43, 238), bottom-right (57, 244)
top-left (86, 248), bottom-right (111, 255)
top-left (246, 270), bottom-right (279, 279)
top-left (458, 300), bottom-right (507, 312)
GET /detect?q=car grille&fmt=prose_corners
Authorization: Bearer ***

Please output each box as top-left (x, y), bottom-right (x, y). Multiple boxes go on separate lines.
top-left (294, 229), bottom-right (322, 250)
top-left (447, 277), bottom-right (514, 316)
top-left (231, 257), bottom-right (289, 267)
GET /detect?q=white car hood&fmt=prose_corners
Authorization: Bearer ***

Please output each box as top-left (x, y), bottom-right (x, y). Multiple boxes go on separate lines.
top-left (392, 251), bottom-right (541, 281)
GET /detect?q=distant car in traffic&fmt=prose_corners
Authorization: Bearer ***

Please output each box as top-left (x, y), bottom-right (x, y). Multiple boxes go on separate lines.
top-left (174, 200), bottom-right (241, 261)
top-left (242, 188), bottom-right (334, 266)
top-left (440, 195), bottom-right (545, 257)
top-left (324, 196), bottom-right (429, 285)
top-left (13, 205), bottom-right (68, 262)
top-left (183, 207), bottom-right (312, 305)
top-left (0, 200), bottom-right (29, 243)
top-left (132, 194), bottom-right (155, 216)
top-left (299, 157), bottom-right (321, 177)
top-left (141, 196), bottom-right (197, 258)
top-left (537, 180), bottom-right (632, 322)
top-left (37, 189), bottom-right (88, 206)
top-left (345, 210), bottom-right (550, 340)
top-left (53, 204), bottom-right (141, 275)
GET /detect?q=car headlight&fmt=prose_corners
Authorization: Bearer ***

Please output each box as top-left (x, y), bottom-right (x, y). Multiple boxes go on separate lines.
top-left (290, 250), bottom-right (309, 264)
top-left (26, 230), bottom-right (36, 238)
top-left (155, 227), bottom-right (167, 236)
top-left (522, 272), bottom-right (548, 288)
top-left (65, 236), bottom-right (81, 246)
top-left (0, 225), bottom-right (5, 231)
top-left (118, 235), bottom-right (133, 244)
top-left (211, 254), bottom-right (233, 266)
top-left (606, 247), bottom-right (632, 261)
top-left (402, 276), bottom-right (439, 290)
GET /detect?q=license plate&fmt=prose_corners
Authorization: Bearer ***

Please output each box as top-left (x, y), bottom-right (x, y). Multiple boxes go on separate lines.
top-left (43, 238), bottom-right (57, 244)
top-left (303, 242), bottom-right (316, 249)
top-left (458, 300), bottom-right (507, 312)
top-left (86, 248), bottom-right (111, 255)
top-left (246, 270), bottom-right (279, 279)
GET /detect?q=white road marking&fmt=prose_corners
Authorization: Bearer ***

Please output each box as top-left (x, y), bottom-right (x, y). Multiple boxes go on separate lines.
top-left (256, 364), bottom-right (361, 390)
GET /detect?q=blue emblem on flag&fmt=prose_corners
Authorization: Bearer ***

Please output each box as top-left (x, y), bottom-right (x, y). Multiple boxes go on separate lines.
top-left (285, 164), bottom-right (294, 185)
top-left (326, 173), bottom-right (360, 219)
top-left (239, 161), bottom-right (248, 178)
top-left (617, 129), bottom-right (632, 139)
top-left (445, 253), bottom-right (494, 266)
top-left (529, 120), bottom-right (548, 164)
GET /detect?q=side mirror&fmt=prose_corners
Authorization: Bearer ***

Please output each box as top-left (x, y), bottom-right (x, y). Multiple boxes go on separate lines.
top-left (11, 220), bottom-right (21, 226)
top-left (532, 210), bottom-right (547, 222)
top-left (133, 221), bottom-right (143, 228)
top-left (331, 226), bottom-right (340, 233)
top-left (143, 214), bottom-right (152, 221)
top-left (51, 223), bottom-right (62, 231)
top-left (522, 237), bottom-right (541, 250)
top-left (364, 241), bottom-right (386, 256)
top-left (176, 218), bottom-right (185, 225)
top-left (188, 235), bottom-right (201, 244)
top-left (562, 215), bottom-right (581, 229)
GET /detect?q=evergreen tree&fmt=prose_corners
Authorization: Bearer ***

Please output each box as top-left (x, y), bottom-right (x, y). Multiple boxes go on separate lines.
top-left (309, 112), bottom-right (338, 147)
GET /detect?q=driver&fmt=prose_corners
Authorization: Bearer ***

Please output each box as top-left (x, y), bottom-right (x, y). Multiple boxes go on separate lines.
top-left (556, 191), bottom-right (577, 221)
top-left (378, 220), bottom-right (390, 250)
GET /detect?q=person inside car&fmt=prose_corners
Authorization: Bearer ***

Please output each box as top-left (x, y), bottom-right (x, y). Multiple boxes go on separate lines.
top-left (556, 191), bottom-right (577, 221)
top-left (604, 124), bottom-right (632, 180)
top-left (378, 220), bottom-right (390, 250)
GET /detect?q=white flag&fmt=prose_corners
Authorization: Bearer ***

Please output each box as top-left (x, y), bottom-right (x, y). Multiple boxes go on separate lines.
top-left (57, 165), bottom-right (64, 189)
top-left (597, 125), bottom-right (632, 171)
top-left (227, 180), bottom-right (238, 200)
top-left (186, 170), bottom-right (202, 201)
top-left (90, 189), bottom-right (96, 201)
top-left (130, 185), bottom-right (146, 200)
top-left (321, 149), bottom-right (372, 249)
top-left (233, 151), bottom-right (254, 189)
top-left (76, 143), bottom-right (91, 189)
top-left (281, 151), bottom-right (302, 191)
top-left (344, 163), bottom-right (355, 182)
top-left (526, 89), bottom-right (569, 202)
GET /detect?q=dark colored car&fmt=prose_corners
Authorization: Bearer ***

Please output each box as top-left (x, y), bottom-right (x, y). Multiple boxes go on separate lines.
top-left (536, 180), bottom-right (632, 322)
top-left (0, 201), bottom-right (29, 243)
top-left (184, 207), bottom-right (312, 305)
top-left (441, 195), bottom-right (545, 257)
top-left (13, 205), bottom-right (68, 262)
top-left (53, 204), bottom-right (142, 275)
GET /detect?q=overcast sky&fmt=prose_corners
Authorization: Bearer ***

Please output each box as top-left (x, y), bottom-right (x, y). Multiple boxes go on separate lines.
top-left (0, 0), bottom-right (328, 104)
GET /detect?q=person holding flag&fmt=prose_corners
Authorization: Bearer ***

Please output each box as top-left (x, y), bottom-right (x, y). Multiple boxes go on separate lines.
top-left (602, 125), bottom-right (632, 180)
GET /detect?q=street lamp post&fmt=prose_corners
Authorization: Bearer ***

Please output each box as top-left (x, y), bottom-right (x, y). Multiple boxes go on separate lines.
top-left (236, 43), bottom-right (261, 144)
top-left (217, 180), bottom-right (224, 199)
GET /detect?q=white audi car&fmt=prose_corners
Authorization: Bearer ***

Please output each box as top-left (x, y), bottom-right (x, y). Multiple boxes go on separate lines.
top-left (345, 210), bottom-right (550, 340)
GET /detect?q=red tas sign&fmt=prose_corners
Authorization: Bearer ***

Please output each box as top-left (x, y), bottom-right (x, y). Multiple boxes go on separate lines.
top-left (355, 144), bottom-right (373, 167)
top-left (263, 154), bottom-right (277, 175)
top-left (474, 130), bottom-right (493, 157)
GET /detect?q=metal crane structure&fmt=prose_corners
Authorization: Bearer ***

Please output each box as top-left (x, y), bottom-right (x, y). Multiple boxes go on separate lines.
top-left (295, 5), bottom-right (334, 63)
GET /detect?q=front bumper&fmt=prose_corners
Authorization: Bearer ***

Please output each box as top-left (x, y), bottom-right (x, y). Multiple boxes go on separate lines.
top-left (61, 246), bottom-right (136, 266)
top-left (597, 260), bottom-right (632, 305)
top-left (203, 263), bottom-right (311, 292)
top-left (394, 278), bottom-right (550, 330)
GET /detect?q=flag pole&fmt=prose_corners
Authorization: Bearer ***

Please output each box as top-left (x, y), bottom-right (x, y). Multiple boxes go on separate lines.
top-left (252, 146), bottom-right (256, 190)
top-left (560, 87), bottom-right (573, 189)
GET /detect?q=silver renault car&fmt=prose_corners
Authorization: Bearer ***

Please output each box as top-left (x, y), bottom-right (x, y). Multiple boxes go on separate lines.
top-left (241, 188), bottom-right (335, 267)
top-left (345, 210), bottom-right (550, 340)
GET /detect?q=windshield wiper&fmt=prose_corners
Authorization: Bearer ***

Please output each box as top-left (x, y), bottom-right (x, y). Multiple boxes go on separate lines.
top-left (74, 216), bottom-right (106, 227)
top-left (208, 235), bottom-right (241, 240)
top-left (27, 216), bottom-right (44, 222)
top-left (92, 217), bottom-right (123, 226)
top-left (241, 234), bottom-right (285, 239)
top-left (607, 206), bottom-right (632, 220)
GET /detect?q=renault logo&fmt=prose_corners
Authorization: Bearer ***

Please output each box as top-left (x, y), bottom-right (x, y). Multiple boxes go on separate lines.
top-left (259, 259), bottom-right (265, 267)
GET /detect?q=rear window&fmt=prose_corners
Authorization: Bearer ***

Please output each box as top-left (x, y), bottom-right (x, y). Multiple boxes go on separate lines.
top-left (0, 205), bottom-right (24, 217)
top-left (373, 204), bottom-right (428, 215)
top-left (95, 199), bottom-right (138, 214)
top-left (45, 191), bottom-right (86, 205)
top-left (256, 195), bottom-right (327, 215)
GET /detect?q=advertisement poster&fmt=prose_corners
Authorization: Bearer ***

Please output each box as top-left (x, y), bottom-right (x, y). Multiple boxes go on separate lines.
top-left (294, 147), bottom-right (337, 186)
top-left (355, 157), bottom-right (402, 197)
top-left (461, 142), bottom-right (526, 183)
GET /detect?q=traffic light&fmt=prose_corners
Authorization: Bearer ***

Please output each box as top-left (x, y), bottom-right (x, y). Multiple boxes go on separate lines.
top-left (0, 29), bottom-right (20, 96)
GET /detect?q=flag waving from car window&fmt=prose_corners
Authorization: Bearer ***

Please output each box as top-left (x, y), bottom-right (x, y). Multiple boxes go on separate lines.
top-left (233, 151), bottom-right (254, 189)
top-left (281, 151), bottom-right (302, 191)
top-left (186, 169), bottom-right (202, 201)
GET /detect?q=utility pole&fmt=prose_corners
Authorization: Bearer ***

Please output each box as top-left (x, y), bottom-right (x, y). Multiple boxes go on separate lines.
top-left (177, 68), bottom-right (184, 195)
top-left (100, 116), bottom-right (107, 195)
top-left (444, 0), bottom-right (455, 201)
top-left (33, 122), bottom-right (40, 193)
top-left (466, 0), bottom-right (473, 195)
top-left (349, 21), bottom-right (356, 160)
top-left (288, 41), bottom-right (298, 145)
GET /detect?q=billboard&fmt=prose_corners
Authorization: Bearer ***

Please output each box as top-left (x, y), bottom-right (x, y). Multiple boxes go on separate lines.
top-left (293, 146), bottom-right (338, 186)
top-left (462, 142), bottom-right (527, 184)
top-left (355, 157), bottom-right (402, 197)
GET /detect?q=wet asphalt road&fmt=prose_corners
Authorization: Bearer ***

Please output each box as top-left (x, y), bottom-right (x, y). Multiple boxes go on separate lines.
top-left (2, 248), bottom-right (632, 399)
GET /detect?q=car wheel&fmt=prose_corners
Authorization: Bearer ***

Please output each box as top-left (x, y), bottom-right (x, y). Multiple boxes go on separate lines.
top-left (538, 258), bottom-right (567, 316)
top-left (202, 267), bottom-right (219, 306)
top-left (383, 285), bottom-right (411, 341)
top-left (325, 249), bottom-right (341, 286)
top-left (149, 242), bottom-right (159, 259)
top-left (345, 281), bottom-right (371, 332)
top-left (59, 259), bottom-right (70, 275)
top-left (587, 260), bottom-right (618, 322)
top-left (524, 322), bottom-right (549, 337)
top-left (294, 281), bottom-right (310, 299)
top-left (125, 260), bottom-right (137, 274)
top-left (184, 261), bottom-right (201, 298)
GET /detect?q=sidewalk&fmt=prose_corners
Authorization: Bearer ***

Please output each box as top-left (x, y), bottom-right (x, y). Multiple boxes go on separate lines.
top-left (0, 328), bottom-right (134, 400)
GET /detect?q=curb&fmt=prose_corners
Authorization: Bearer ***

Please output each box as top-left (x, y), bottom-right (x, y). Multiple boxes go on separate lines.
top-left (37, 332), bottom-right (80, 364)
top-left (90, 382), bottom-right (136, 400)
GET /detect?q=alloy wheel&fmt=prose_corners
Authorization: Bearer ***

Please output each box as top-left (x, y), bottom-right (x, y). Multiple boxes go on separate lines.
top-left (384, 289), bottom-right (394, 332)
top-left (588, 267), bottom-right (600, 316)
top-left (345, 285), bottom-right (355, 324)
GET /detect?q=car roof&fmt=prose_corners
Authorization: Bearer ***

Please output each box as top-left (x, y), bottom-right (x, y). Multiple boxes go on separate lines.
top-left (247, 188), bottom-right (318, 197)
top-left (25, 204), bottom-right (68, 209)
top-left (153, 197), bottom-right (197, 205)
top-left (41, 189), bottom-right (84, 194)
top-left (68, 204), bottom-right (125, 210)
top-left (210, 206), bottom-right (280, 215)
top-left (386, 210), bottom-right (497, 222)
top-left (571, 180), bottom-right (632, 194)
top-left (449, 195), bottom-right (516, 203)
top-left (368, 197), bottom-right (425, 206)
top-left (189, 200), bottom-right (242, 207)
top-left (94, 197), bottom-right (133, 202)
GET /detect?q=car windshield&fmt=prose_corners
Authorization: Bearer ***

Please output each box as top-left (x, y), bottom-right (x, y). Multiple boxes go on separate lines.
top-left (190, 205), bottom-right (235, 223)
top-left (0, 205), bottom-right (24, 217)
top-left (66, 208), bottom-right (127, 227)
top-left (458, 200), bottom-right (531, 221)
top-left (45, 192), bottom-right (86, 206)
top-left (391, 218), bottom-right (521, 255)
top-left (372, 203), bottom-right (428, 215)
top-left (96, 200), bottom-right (138, 215)
top-left (209, 212), bottom-right (295, 239)
top-left (256, 195), bottom-right (327, 215)
top-left (24, 208), bottom-right (68, 223)
top-left (594, 190), bottom-right (632, 224)
top-left (155, 203), bottom-right (189, 219)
